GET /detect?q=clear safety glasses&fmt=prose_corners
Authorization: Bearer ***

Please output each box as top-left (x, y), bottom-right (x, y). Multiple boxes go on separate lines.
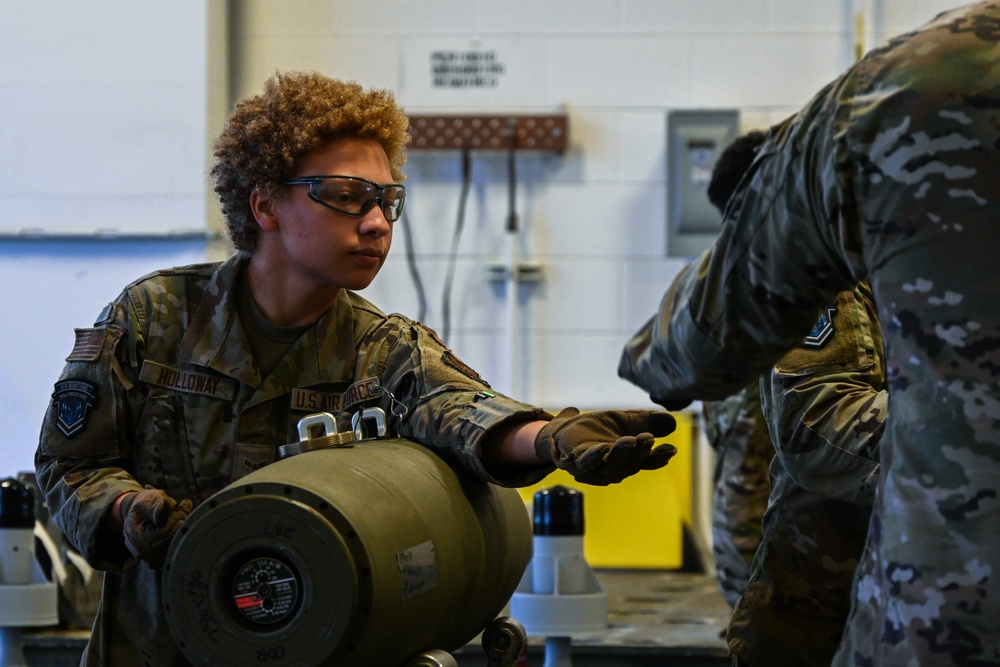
top-left (283, 175), bottom-right (406, 222)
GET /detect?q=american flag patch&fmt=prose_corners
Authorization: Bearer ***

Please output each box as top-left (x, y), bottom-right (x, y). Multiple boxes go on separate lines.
top-left (66, 328), bottom-right (106, 362)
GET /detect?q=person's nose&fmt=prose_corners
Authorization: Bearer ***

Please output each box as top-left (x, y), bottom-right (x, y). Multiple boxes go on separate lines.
top-left (358, 202), bottom-right (392, 236)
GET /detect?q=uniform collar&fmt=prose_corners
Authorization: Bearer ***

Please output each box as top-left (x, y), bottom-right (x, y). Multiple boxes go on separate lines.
top-left (179, 254), bottom-right (359, 397)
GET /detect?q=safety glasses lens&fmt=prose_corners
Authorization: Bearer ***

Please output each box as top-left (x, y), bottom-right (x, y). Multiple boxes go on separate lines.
top-left (299, 177), bottom-right (405, 221)
top-left (313, 178), bottom-right (373, 215)
top-left (381, 186), bottom-right (405, 221)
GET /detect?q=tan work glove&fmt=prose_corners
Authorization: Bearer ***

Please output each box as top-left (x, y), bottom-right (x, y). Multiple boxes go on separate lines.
top-left (535, 408), bottom-right (678, 486)
top-left (120, 486), bottom-right (193, 568)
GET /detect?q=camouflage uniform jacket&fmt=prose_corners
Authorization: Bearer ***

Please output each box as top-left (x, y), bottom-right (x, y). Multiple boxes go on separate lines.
top-left (620, 3), bottom-right (1000, 664)
top-left (34, 254), bottom-right (550, 667)
top-left (728, 282), bottom-right (885, 667)
top-left (701, 384), bottom-right (772, 609)
top-left (628, 254), bottom-right (772, 609)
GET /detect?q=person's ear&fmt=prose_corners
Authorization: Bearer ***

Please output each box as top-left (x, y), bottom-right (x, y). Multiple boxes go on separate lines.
top-left (250, 188), bottom-right (279, 232)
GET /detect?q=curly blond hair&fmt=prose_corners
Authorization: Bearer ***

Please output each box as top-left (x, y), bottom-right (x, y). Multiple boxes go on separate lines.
top-left (211, 71), bottom-right (410, 253)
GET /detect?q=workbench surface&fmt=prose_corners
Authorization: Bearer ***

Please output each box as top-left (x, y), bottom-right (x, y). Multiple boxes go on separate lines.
top-left (23, 570), bottom-right (733, 667)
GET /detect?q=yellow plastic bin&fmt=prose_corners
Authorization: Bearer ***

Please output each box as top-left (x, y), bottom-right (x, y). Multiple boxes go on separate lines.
top-left (517, 410), bottom-right (693, 569)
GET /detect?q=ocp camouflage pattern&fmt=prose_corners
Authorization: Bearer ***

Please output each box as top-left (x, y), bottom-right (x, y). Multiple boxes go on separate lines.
top-left (35, 254), bottom-right (550, 666)
top-left (701, 385), bottom-right (772, 608)
top-left (728, 283), bottom-right (885, 667)
top-left (620, 2), bottom-right (1000, 664)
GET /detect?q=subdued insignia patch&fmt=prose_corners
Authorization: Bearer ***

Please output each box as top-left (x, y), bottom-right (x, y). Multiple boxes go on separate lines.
top-left (803, 306), bottom-right (837, 348)
top-left (441, 351), bottom-right (487, 385)
top-left (52, 380), bottom-right (98, 438)
top-left (66, 328), bottom-right (105, 362)
top-left (231, 443), bottom-right (276, 482)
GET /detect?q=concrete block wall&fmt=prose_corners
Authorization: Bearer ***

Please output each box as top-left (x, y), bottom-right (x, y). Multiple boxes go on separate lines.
top-left (228, 0), bottom-right (960, 408)
top-left (0, 0), bottom-right (962, 472)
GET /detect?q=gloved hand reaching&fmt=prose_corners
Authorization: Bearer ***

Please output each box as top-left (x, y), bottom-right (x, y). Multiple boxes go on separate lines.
top-left (534, 408), bottom-right (678, 485)
top-left (119, 486), bottom-right (193, 568)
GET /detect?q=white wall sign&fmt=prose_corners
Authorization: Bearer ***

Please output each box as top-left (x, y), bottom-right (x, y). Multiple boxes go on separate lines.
top-left (403, 39), bottom-right (546, 106)
top-left (430, 49), bottom-right (506, 89)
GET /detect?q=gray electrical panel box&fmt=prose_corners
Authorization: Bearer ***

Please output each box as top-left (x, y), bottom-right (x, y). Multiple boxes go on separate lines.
top-left (666, 109), bottom-right (740, 258)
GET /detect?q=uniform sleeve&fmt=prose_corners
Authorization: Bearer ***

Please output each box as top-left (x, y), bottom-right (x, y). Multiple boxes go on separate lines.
top-left (619, 250), bottom-right (720, 404)
top-left (34, 298), bottom-right (145, 572)
top-left (702, 385), bottom-right (773, 606)
top-left (759, 284), bottom-right (885, 507)
top-left (619, 72), bottom-right (867, 405)
top-left (361, 315), bottom-right (552, 487)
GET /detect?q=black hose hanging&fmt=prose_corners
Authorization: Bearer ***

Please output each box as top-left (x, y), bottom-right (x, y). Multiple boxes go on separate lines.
top-left (441, 148), bottom-right (472, 346)
top-left (399, 208), bottom-right (428, 323)
top-left (506, 118), bottom-right (519, 233)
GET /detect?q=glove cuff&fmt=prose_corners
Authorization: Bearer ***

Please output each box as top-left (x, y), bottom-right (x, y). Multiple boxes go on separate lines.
top-left (533, 407), bottom-right (579, 465)
top-left (117, 491), bottom-right (139, 524)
